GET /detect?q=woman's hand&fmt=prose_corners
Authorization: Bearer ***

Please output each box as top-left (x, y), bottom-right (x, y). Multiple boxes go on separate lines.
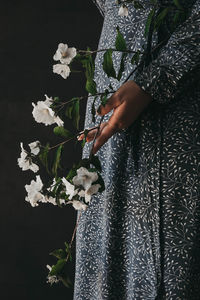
top-left (78, 80), bottom-right (152, 154)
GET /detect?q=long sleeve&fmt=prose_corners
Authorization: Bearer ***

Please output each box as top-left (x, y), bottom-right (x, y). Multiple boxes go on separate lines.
top-left (130, 1), bottom-right (200, 104)
top-left (92, 0), bottom-right (105, 17)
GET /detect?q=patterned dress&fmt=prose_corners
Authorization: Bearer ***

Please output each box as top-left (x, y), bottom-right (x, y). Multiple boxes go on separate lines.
top-left (74, 1), bottom-right (200, 299)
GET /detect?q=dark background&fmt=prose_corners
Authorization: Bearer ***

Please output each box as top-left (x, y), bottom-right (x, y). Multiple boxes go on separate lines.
top-left (1, 1), bottom-right (103, 299)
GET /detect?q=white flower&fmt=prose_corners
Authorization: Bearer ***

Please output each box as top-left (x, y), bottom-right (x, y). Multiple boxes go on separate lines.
top-left (18, 143), bottom-right (39, 173)
top-left (68, 200), bottom-right (87, 211)
top-left (45, 196), bottom-right (57, 206)
top-left (118, 5), bottom-right (129, 17)
top-left (25, 175), bottom-right (45, 207)
top-left (32, 95), bottom-right (64, 126)
top-left (72, 167), bottom-right (98, 190)
top-left (53, 64), bottom-right (70, 79)
top-left (28, 140), bottom-right (40, 155)
top-left (85, 184), bottom-right (101, 203)
top-left (53, 43), bottom-right (77, 64)
top-left (62, 177), bottom-right (78, 200)
top-left (78, 183), bottom-right (101, 203)
top-left (46, 265), bottom-right (59, 285)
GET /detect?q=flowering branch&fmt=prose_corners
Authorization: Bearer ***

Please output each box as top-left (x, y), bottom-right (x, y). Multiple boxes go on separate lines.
top-left (18, 0), bottom-right (188, 288)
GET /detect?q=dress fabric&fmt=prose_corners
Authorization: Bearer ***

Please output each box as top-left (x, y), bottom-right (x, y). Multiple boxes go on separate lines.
top-left (74, 1), bottom-right (200, 299)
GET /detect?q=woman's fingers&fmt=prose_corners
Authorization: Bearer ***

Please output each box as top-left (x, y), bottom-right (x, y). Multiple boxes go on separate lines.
top-left (92, 119), bottom-right (119, 154)
top-left (77, 123), bottom-right (107, 142)
top-left (92, 101), bottom-right (132, 154)
top-left (97, 91), bottom-right (122, 116)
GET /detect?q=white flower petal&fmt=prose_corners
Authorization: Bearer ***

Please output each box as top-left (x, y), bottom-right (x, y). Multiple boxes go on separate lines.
top-left (78, 190), bottom-right (85, 198)
top-left (46, 265), bottom-right (59, 285)
top-left (44, 95), bottom-right (53, 106)
top-left (85, 184), bottom-right (101, 203)
top-left (53, 64), bottom-right (70, 79)
top-left (118, 5), bottom-right (128, 17)
top-left (25, 176), bottom-right (44, 207)
top-left (46, 264), bottom-right (52, 271)
top-left (32, 97), bottom-right (64, 126)
top-left (18, 142), bottom-right (39, 172)
top-left (72, 167), bottom-right (98, 190)
top-left (54, 115), bottom-right (64, 127)
top-left (29, 140), bottom-right (40, 155)
top-left (53, 43), bottom-right (76, 65)
top-left (44, 196), bottom-right (57, 205)
top-left (68, 200), bottom-right (87, 211)
top-left (60, 47), bottom-right (77, 64)
top-left (29, 162), bottom-right (39, 173)
top-left (62, 177), bottom-right (77, 200)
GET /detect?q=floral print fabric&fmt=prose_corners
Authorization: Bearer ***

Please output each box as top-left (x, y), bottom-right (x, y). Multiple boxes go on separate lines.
top-left (74, 1), bottom-right (200, 299)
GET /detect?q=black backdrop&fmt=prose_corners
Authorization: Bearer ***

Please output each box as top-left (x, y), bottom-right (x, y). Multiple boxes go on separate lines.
top-left (1, 1), bottom-right (103, 299)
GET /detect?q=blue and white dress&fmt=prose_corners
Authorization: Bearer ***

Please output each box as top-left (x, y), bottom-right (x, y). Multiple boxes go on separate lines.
top-left (74, 1), bottom-right (200, 299)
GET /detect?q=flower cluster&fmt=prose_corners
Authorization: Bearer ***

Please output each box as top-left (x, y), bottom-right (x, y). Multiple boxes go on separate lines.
top-left (25, 175), bottom-right (57, 207)
top-left (46, 265), bottom-right (60, 285)
top-left (64, 167), bottom-right (101, 210)
top-left (24, 167), bottom-right (101, 210)
top-left (18, 142), bottom-right (40, 173)
top-left (32, 95), bottom-right (64, 126)
top-left (53, 43), bottom-right (77, 79)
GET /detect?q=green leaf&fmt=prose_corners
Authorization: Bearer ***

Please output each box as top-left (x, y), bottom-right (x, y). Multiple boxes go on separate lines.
top-left (101, 95), bottom-right (108, 107)
top-left (65, 242), bottom-right (72, 262)
top-left (52, 145), bottom-right (63, 175)
top-left (173, 11), bottom-right (181, 24)
top-left (81, 49), bottom-right (95, 83)
top-left (173, 0), bottom-right (183, 10)
top-left (103, 49), bottom-right (116, 78)
top-left (50, 249), bottom-right (66, 259)
top-left (65, 103), bottom-right (74, 119)
top-left (79, 158), bottom-right (91, 169)
top-left (39, 143), bottom-right (50, 173)
top-left (144, 8), bottom-right (155, 38)
top-left (72, 99), bottom-right (80, 130)
top-left (133, 1), bottom-right (144, 9)
top-left (115, 27), bottom-right (127, 51)
top-left (90, 154), bottom-right (102, 172)
top-left (154, 7), bottom-right (170, 30)
top-left (91, 96), bottom-right (97, 123)
top-left (81, 138), bottom-right (86, 148)
top-left (81, 129), bottom-right (89, 148)
top-left (53, 126), bottom-right (73, 138)
top-left (49, 177), bottom-right (62, 195)
top-left (86, 79), bottom-right (97, 95)
top-left (65, 98), bottom-right (80, 130)
top-left (53, 97), bottom-right (60, 103)
top-left (49, 259), bottom-right (66, 276)
top-left (66, 167), bottom-right (77, 181)
top-left (117, 53), bottom-right (127, 81)
top-left (59, 276), bottom-right (72, 288)
top-left (131, 50), bottom-right (141, 65)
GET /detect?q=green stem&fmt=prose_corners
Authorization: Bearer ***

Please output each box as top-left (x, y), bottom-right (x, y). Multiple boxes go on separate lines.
top-left (54, 91), bottom-right (115, 114)
top-left (78, 48), bottom-right (142, 55)
top-left (65, 211), bottom-right (82, 262)
top-left (48, 126), bottom-right (100, 150)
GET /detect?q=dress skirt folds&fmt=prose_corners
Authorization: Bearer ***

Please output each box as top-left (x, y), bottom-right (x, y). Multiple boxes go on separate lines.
top-left (74, 1), bottom-right (200, 299)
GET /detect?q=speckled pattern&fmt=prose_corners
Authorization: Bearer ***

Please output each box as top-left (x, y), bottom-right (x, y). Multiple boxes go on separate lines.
top-left (74, 1), bottom-right (200, 299)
